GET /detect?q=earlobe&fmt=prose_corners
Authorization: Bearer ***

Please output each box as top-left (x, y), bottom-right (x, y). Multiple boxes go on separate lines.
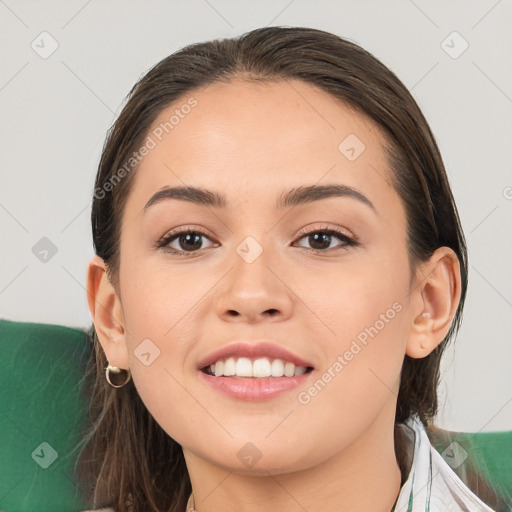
top-left (406, 247), bottom-right (462, 359)
top-left (86, 255), bottom-right (130, 369)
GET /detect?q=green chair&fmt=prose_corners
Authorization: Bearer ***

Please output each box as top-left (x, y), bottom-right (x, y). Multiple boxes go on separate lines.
top-left (1, 318), bottom-right (511, 511)
top-left (0, 319), bottom-right (93, 511)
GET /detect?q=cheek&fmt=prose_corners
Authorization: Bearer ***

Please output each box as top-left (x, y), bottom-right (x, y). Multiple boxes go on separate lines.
top-left (296, 249), bottom-right (410, 407)
top-left (116, 259), bottom-right (202, 431)
top-left (120, 253), bottom-right (211, 338)
top-left (297, 246), bottom-right (410, 348)
top-left (292, 282), bottom-right (409, 453)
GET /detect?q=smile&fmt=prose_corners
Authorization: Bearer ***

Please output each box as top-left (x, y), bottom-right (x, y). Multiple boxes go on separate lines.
top-left (202, 357), bottom-right (312, 378)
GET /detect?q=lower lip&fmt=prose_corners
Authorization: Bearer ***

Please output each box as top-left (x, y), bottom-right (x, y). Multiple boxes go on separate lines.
top-left (198, 370), bottom-right (313, 401)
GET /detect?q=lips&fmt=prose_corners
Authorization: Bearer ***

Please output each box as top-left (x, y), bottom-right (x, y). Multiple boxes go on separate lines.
top-left (197, 341), bottom-right (315, 400)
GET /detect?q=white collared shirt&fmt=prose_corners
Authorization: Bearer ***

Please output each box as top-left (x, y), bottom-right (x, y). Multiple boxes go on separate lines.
top-left (394, 415), bottom-right (498, 512)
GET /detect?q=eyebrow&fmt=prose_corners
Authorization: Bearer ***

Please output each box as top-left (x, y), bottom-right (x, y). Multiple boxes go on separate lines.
top-left (143, 184), bottom-right (376, 213)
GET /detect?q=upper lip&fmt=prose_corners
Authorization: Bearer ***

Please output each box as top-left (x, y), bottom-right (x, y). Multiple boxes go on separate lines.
top-left (197, 341), bottom-right (314, 370)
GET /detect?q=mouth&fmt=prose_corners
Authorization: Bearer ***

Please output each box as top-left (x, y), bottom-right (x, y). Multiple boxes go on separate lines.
top-left (201, 357), bottom-right (314, 378)
top-left (197, 341), bottom-right (315, 400)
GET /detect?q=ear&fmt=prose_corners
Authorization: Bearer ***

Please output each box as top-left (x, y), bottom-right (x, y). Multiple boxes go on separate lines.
top-left (86, 255), bottom-right (130, 370)
top-left (406, 247), bottom-right (462, 358)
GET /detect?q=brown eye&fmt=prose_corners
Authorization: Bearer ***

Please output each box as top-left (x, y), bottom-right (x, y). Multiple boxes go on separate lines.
top-left (157, 229), bottom-right (217, 255)
top-left (306, 232), bottom-right (334, 251)
top-left (295, 228), bottom-right (357, 252)
top-left (175, 232), bottom-right (204, 251)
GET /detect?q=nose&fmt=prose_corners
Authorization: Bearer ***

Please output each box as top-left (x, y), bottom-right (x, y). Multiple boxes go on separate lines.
top-left (214, 242), bottom-right (294, 324)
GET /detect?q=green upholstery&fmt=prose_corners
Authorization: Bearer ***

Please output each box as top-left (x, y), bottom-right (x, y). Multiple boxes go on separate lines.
top-left (447, 430), bottom-right (512, 503)
top-left (469, 430), bottom-right (512, 497)
top-left (1, 319), bottom-right (511, 511)
top-left (0, 319), bottom-right (92, 512)
top-left (427, 426), bottom-right (512, 510)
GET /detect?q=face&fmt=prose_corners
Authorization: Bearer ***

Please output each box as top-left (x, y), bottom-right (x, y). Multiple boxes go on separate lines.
top-left (114, 79), bottom-right (416, 474)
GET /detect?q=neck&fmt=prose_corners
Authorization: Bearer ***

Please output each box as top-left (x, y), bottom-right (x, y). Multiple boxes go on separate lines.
top-left (184, 408), bottom-right (405, 512)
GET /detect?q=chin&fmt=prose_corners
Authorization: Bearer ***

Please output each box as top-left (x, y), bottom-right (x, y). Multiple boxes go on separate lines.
top-left (191, 436), bottom-right (327, 476)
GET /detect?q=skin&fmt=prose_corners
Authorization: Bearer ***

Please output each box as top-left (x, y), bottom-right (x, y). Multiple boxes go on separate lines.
top-left (87, 78), bottom-right (461, 512)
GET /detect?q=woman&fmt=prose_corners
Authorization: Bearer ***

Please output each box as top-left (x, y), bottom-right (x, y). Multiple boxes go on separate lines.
top-left (78, 26), bottom-right (507, 512)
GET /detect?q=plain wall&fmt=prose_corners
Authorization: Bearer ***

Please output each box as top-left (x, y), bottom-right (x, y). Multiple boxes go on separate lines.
top-left (1, 0), bottom-right (511, 432)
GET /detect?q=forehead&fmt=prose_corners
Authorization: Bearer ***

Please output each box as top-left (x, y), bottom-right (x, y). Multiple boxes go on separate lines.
top-left (123, 78), bottom-right (398, 218)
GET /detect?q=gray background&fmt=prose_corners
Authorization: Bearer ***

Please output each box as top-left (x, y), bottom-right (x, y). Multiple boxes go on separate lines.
top-left (1, 0), bottom-right (511, 432)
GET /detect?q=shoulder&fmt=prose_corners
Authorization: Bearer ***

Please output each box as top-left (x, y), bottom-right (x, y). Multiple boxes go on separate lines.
top-left (425, 423), bottom-right (512, 512)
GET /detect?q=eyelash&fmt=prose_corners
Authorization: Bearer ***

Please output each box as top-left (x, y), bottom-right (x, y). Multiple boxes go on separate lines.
top-left (156, 226), bottom-right (358, 257)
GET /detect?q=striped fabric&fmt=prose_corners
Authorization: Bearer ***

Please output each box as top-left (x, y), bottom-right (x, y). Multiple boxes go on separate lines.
top-left (394, 416), bottom-right (500, 512)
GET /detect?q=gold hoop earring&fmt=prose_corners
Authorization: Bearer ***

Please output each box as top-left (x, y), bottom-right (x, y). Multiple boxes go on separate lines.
top-left (106, 364), bottom-right (132, 388)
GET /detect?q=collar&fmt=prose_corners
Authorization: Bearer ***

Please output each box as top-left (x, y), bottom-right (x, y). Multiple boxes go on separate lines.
top-left (394, 415), bottom-right (498, 512)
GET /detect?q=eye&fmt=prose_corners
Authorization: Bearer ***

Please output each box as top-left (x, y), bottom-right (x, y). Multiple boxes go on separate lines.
top-left (294, 227), bottom-right (357, 252)
top-left (157, 228), bottom-right (217, 255)
top-left (156, 225), bottom-right (358, 257)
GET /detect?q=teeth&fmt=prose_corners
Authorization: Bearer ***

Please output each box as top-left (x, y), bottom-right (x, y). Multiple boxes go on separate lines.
top-left (236, 357), bottom-right (253, 377)
top-left (223, 357), bottom-right (236, 376)
top-left (253, 358), bottom-right (271, 378)
top-left (209, 357), bottom-right (308, 378)
top-left (214, 360), bottom-right (224, 377)
top-left (284, 362), bottom-right (295, 377)
top-left (271, 359), bottom-right (284, 377)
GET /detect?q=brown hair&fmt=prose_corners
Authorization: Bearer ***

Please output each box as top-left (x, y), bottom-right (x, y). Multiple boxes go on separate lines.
top-left (76, 26), bottom-right (468, 511)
